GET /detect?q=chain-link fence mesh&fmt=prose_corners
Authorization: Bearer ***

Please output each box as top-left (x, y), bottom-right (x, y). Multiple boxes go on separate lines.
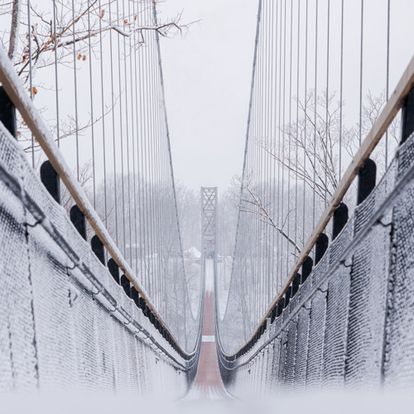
top-left (222, 133), bottom-right (414, 396)
top-left (0, 124), bottom-right (193, 395)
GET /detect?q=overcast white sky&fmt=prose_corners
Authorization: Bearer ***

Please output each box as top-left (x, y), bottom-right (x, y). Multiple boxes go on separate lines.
top-left (158, 0), bottom-right (259, 190)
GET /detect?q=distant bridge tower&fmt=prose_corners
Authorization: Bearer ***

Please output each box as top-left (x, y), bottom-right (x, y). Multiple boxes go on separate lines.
top-left (201, 187), bottom-right (218, 260)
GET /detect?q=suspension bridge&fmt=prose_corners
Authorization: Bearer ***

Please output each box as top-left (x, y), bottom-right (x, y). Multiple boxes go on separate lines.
top-left (1, 0), bottom-right (414, 402)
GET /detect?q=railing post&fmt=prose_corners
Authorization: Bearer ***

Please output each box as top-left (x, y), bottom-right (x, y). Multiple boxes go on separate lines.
top-left (357, 159), bottom-right (376, 205)
top-left (120, 274), bottom-right (131, 297)
top-left (332, 202), bottom-right (348, 239)
top-left (284, 286), bottom-right (291, 308)
top-left (276, 298), bottom-right (284, 317)
top-left (301, 256), bottom-right (313, 282)
top-left (401, 85), bottom-right (414, 143)
top-left (0, 86), bottom-right (16, 137)
top-left (292, 273), bottom-right (301, 296)
top-left (315, 233), bottom-right (329, 264)
top-left (130, 286), bottom-right (140, 307)
top-left (270, 306), bottom-right (277, 323)
top-left (40, 161), bottom-right (61, 204)
top-left (107, 258), bottom-right (120, 284)
top-left (70, 205), bottom-right (87, 240)
top-left (138, 296), bottom-right (145, 310)
top-left (91, 235), bottom-right (105, 264)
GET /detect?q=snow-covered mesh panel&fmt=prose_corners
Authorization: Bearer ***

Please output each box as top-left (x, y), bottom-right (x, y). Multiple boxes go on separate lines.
top-left (0, 125), bottom-right (190, 396)
top-left (0, 133), bottom-right (38, 393)
top-left (313, 255), bottom-right (329, 286)
top-left (278, 330), bottom-right (288, 383)
top-left (383, 141), bottom-right (414, 386)
top-left (270, 333), bottom-right (282, 387)
top-left (306, 288), bottom-right (327, 386)
top-left (294, 307), bottom-right (310, 386)
top-left (223, 134), bottom-right (414, 396)
top-left (285, 318), bottom-right (298, 385)
top-left (260, 348), bottom-right (269, 387)
top-left (282, 303), bottom-right (291, 324)
top-left (344, 223), bottom-right (390, 386)
top-left (353, 191), bottom-right (376, 235)
top-left (329, 217), bottom-right (354, 265)
top-left (27, 225), bottom-right (79, 389)
top-left (266, 343), bottom-right (275, 387)
top-left (397, 132), bottom-right (414, 178)
top-left (322, 265), bottom-right (351, 386)
top-left (299, 272), bottom-right (313, 300)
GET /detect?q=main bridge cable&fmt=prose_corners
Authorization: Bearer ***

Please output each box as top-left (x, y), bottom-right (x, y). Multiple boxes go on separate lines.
top-left (218, 0), bottom-right (263, 351)
top-left (152, 2), bottom-right (201, 348)
top-left (223, 0), bottom-right (263, 345)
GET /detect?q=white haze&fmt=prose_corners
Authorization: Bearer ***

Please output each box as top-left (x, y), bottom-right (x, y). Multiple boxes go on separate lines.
top-left (2, 390), bottom-right (414, 414)
top-left (158, 0), bottom-right (258, 190)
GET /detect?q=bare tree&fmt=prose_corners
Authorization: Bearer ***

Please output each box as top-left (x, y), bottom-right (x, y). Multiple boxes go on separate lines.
top-left (259, 91), bottom-right (400, 204)
top-left (241, 181), bottom-right (301, 254)
top-left (60, 161), bottom-right (93, 212)
top-left (1, 0), bottom-right (195, 156)
top-left (1, 1), bottom-right (192, 80)
top-left (236, 90), bottom-right (400, 258)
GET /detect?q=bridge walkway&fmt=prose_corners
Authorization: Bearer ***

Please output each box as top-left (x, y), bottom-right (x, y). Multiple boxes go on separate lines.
top-left (184, 259), bottom-right (229, 400)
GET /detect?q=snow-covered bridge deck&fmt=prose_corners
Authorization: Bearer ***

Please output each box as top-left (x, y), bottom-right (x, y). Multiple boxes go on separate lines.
top-left (185, 259), bottom-right (229, 400)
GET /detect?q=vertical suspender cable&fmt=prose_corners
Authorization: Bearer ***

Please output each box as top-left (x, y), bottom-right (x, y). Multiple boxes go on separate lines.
top-left (115, 0), bottom-right (126, 258)
top-left (295, 0), bottom-right (301, 255)
top-left (98, 0), bottom-right (108, 224)
top-left (286, 0), bottom-right (293, 275)
top-left (87, 0), bottom-right (96, 208)
top-left (27, 0), bottom-right (34, 167)
top-left (325, 0), bottom-right (330, 207)
top-left (280, 0), bottom-right (287, 284)
top-left (359, 0), bottom-right (364, 145)
top-left (131, 0), bottom-right (139, 277)
top-left (149, 21), bottom-right (156, 301)
top-left (302, 0), bottom-right (309, 247)
top-left (122, 0), bottom-right (132, 265)
top-left (270, 0), bottom-right (276, 298)
top-left (109, 0), bottom-right (119, 245)
top-left (312, 0), bottom-right (319, 233)
top-left (71, 0), bottom-right (80, 180)
top-left (385, 0), bottom-right (391, 167)
top-left (52, 0), bottom-right (60, 149)
top-left (339, 0), bottom-right (344, 180)
top-left (276, 0), bottom-right (282, 291)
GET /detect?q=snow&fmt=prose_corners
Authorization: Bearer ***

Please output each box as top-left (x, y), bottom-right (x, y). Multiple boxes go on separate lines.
top-left (186, 246), bottom-right (202, 259)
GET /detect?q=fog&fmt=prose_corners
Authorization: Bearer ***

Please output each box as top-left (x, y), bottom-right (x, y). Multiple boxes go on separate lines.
top-left (3, 390), bottom-right (414, 414)
top-left (158, 0), bottom-right (258, 190)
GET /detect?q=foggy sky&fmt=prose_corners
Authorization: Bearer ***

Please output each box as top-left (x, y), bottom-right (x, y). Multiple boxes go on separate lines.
top-left (158, 0), bottom-right (259, 190)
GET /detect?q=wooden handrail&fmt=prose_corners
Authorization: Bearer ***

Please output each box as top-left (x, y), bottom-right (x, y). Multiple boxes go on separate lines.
top-left (0, 46), bottom-right (190, 357)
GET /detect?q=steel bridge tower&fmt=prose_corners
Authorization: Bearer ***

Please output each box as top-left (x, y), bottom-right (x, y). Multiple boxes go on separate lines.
top-left (201, 187), bottom-right (218, 260)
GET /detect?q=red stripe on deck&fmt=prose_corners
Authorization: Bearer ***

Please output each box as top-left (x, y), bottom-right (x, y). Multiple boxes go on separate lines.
top-left (190, 264), bottom-right (227, 397)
